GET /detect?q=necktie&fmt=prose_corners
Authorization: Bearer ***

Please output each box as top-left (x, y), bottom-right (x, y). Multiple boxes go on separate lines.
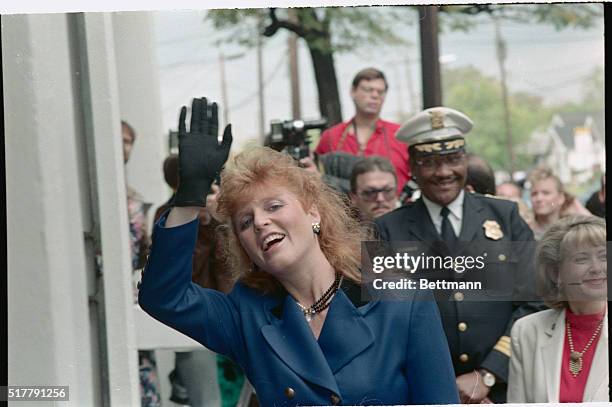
top-left (440, 207), bottom-right (457, 241)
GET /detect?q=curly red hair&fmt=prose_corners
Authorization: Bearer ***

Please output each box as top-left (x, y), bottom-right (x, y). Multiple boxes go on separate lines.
top-left (216, 147), bottom-right (367, 293)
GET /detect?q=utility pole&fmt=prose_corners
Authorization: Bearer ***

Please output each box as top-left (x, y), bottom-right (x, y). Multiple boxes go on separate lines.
top-left (218, 52), bottom-right (229, 125)
top-left (403, 53), bottom-right (418, 115)
top-left (494, 16), bottom-right (515, 176)
top-left (392, 63), bottom-right (405, 121)
top-left (419, 5), bottom-right (442, 108)
top-left (256, 20), bottom-right (266, 144)
top-left (287, 9), bottom-right (301, 119)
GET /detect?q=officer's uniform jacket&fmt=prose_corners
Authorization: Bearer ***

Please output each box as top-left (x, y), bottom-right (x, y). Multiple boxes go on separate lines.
top-left (375, 192), bottom-right (544, 403)
top-left (139, 214), bottom-right (459, 406)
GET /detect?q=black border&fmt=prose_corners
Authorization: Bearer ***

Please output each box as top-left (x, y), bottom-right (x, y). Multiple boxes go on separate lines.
top-left (1, 12), bottom-right (9, 398)
top-left (604, 2), bottom-right (611, 403)
top-left (0, 4), bottom-right (609, 405)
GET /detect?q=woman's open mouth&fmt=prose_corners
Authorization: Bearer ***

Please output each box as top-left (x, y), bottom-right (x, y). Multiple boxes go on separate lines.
top-left (262, 233), bottom-right (285, 252)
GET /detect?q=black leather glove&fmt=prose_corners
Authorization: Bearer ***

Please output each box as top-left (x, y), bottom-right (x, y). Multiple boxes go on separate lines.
top-left (173, 97), bottom-right (232, 207)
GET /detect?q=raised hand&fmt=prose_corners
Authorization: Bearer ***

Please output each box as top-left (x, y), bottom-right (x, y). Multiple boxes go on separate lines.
top-left (173, 97), bottom-right (232, 207)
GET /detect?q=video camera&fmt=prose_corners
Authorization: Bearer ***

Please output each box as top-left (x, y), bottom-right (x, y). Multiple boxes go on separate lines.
top-left (266, 118), bottom-right (328, 161)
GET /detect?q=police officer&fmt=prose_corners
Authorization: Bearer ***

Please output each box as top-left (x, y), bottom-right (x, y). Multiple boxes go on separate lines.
top-left (375, 107), bottom-right (543, 403)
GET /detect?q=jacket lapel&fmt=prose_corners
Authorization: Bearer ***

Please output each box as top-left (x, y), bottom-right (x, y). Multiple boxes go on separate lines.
top-left (409, 199), bottom-right (440, 242)
top-left (317, 288), bottom-right (375, 373)
top-left (459, 192), bottom-right (485, 241)
top-left (401, 199), bottom-right (446, 258)
top-left (260, 295), bottom-right (340, 395)
top-left (583, 311), bottom-right (608, 401)
top-left (541, 309), bottom-right (565, 402)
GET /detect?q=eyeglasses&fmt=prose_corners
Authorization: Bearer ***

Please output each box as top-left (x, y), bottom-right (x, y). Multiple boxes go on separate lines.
top-left (358, 187), bottom-right (396, 201)
top-left (357, 85), bottom-right (386, 97)
top-left (415, 152), bottom-right (466, 170)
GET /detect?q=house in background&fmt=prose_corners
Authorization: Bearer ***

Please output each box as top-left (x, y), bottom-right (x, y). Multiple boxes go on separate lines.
top-left (525, 110), bottom-right (605, 185)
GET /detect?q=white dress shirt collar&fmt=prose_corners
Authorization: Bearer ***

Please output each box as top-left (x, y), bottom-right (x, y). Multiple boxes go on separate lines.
top-left (421, 190), bottom-right (465, 236)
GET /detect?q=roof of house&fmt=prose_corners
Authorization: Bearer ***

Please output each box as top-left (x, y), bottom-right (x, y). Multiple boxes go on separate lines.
top-left (552, 110), bottom-right (604, 149)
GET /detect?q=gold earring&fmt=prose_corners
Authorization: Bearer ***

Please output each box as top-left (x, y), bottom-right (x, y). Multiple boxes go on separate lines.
top-left (312, 222), bottom-right (321, 235)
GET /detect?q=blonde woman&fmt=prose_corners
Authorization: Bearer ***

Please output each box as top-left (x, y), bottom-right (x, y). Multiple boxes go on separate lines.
top-left (528, 167), bottom-right (590, 239)
top-left (508, 215), bottom-right (608, 402)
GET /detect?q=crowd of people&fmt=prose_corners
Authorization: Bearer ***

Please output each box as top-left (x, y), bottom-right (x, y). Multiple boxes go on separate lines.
top-left (124, 67), bottom-right (606, 406)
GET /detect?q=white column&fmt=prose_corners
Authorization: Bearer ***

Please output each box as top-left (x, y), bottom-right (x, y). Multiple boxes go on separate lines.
top-left (4, 13), bottom-right (98, 406)
top-left (4, 11), bottom-right (142, 406)
top-left (78, 13), bottom-right (141, 406)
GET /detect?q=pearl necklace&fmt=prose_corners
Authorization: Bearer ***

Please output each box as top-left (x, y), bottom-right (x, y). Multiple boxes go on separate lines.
top-left (296, 274), bottom-right (343, 322)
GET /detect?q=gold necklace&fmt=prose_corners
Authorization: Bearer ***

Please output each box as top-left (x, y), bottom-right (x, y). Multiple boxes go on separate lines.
top-left (566, 318), bottom-right (604, 377)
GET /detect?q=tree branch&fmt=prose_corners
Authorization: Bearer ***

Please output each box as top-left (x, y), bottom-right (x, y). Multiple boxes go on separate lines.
top-left (263, 8), bottom-right (307, 38)
top-left (439, 4), bottom-right (497, 15)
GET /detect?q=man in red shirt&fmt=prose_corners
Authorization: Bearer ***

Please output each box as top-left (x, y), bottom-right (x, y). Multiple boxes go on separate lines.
top-left (314, 67), bottom-right (410, 195)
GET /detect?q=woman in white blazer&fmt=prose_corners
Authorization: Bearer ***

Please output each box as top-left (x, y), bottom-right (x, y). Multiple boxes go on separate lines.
top-left (508, 215), bottom-right (608, 403)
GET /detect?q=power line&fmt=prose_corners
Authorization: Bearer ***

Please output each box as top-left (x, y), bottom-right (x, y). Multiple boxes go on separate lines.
top-left (157, 38), bottom-right (219, 70)
top-left (508, 37), bottom-right (601, 45)
top-left (229, 51), bottom-right (287, 111)
top-left (160, 66), bottom-right (254, 117)
top-left (159, 50), bottom-right (244, 70)
top-left (160, 46), bottom-right (274, 116)
top-left (442, 37), bottom-right (600, 50)
top-left (521, 71), bottom-right (596, 92)
top-left (500, 20), bottom-right (603, 31)
top-left (156, 32), bottom-right (208, 46)
top-left (155, 24), bottom-right (233, 48)
top-left (159, 58), bottom-right (217, 70)
top-left (507, 61), bottom-right (602, 75)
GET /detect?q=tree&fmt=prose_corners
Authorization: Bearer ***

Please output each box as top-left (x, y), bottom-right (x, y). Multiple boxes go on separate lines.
top-left (208, 4), bottom-right (602, 126)
top-left (207, 7), bottom-right (411, 125)
top-left (442, 66), bottom-right (553, 172)
top-left (438, 3), bottom-right (602, 31)
top-left (438, 4), bottom-right (602, 174)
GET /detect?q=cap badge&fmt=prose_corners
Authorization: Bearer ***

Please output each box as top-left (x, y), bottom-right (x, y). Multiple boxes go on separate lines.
top-left (445, 139), bottom-right (465, 150)
top-left (414, 142), bottom-right (442, 153)
top-left (429, 110), bottom-right (445, 130)
top-left (483, 220), bottom-right (503, 240)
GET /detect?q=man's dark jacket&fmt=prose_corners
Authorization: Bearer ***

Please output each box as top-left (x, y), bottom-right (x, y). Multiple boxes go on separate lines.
top-left (375, 192), bottom-right (544, 403)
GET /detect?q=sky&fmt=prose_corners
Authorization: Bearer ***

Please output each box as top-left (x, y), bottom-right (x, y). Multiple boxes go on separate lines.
top-left (152, 5), bottom-right (604, 151)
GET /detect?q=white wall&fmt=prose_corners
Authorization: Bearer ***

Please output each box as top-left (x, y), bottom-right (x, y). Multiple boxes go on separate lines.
top-left (113, 11), bottom-right (168, 212)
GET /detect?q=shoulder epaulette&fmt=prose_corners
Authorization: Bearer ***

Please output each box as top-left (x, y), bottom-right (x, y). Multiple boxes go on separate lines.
top-left (483, 193), bottom-right (511, 202)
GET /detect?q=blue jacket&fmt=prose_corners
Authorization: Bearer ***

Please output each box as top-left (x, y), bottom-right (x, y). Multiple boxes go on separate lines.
top-left (139, 215), bottom-right (459, 406)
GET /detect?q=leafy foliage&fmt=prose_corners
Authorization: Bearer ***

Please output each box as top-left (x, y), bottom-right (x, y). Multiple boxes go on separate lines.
top-left (206, 7), bottom-right (415, 53)
top-left (205, 5), bottom-right (603, 137)
top-left (207, 9), bottom-right (268, 47)
top-left (439, 4), bottom-right (603, 31)
top-left (442, 66), bottom-right (553, 171)
top-left (208, 4), bottom-right (603, 47)
top-left (323, 7), bottom-right (412, 52)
